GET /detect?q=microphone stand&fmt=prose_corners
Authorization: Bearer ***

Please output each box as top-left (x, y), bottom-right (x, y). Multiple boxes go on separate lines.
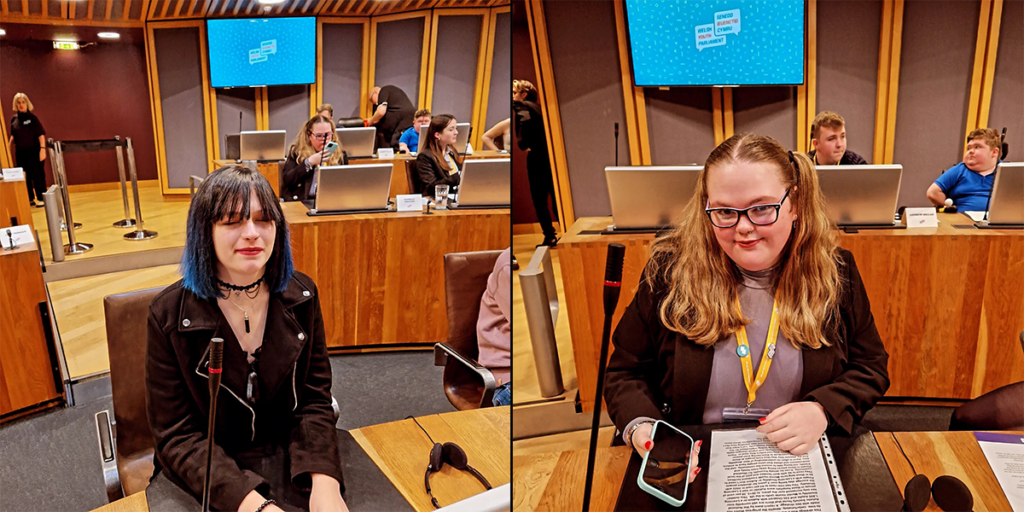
top-left (614, 122), bottom-right (619, 167)
top-left (581, 243), bottom-right (626, 512)
top-left (982, 165), bottom-right (997, 222)
top-left (202, 338), bottom-right (224, 512)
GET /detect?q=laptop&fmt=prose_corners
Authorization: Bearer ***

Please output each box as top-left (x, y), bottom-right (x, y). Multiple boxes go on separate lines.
top-left (976, 162), bottom-right (1024, 229)
top-left (816, 165), bottom-right (903, 229)
top-left (303, 163), bottom-right (393, 214)
top-left (604, 166), bottom-right (701, 231)
top-left (335, 127), bottom-right (377, 158)
top-left (239, 130), bottom-right (286, 161)
top-left (456, 158), bottom-right (510, 209)
top-left (418, 123), bottom-right (473, 154)
top-left (224, 134), bottom-right (240, 161)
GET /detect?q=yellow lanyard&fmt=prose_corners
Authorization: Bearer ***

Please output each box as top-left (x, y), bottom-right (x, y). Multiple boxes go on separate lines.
top-left (735, 298), bottom-right (781, 413)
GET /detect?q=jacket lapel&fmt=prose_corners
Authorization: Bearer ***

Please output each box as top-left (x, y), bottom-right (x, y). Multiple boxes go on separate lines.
top-left (674, 334), bottom-right (716, 425)
top-left (257, 276), bottom-right (315, 400)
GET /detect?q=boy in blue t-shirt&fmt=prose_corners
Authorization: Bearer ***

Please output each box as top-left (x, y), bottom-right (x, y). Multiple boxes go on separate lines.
top-left (398, 109), bottom-right (432, 153)
top-left (928, 128), bottom-right (1001, 212)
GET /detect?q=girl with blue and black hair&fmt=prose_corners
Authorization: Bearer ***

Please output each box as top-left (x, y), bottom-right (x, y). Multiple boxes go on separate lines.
top-left (146, 165), bottom-right (348, 512)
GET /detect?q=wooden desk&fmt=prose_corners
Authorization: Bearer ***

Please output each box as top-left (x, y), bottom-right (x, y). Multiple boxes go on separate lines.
top-left (0, 240), bottom-right (64, 422)
top-left (876, 430), bottom-right (1020, 512)
top-left (351, 407), bottom-right (511, 511)
top-left (561, 214), bottom-right (1024, 411)
top-left (0, 176), bottom-right (35, 232)
top-left (514, 430), bottom-right (1020, 512)
top-left (282, 201), bottom-right (510, 348)
top-left (514, 446), bottom-right (631, 512)
top-left (91, 408), bottom-right (510, 512)
top-left (351, 150), bottom-right (508, 198)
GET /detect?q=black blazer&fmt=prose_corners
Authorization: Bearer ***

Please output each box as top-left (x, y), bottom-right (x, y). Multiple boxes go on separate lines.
top-left (280, 149), bottom-right (349, 202)
top-left (416, 152), bottom-right (461, 197)
top-left (146, 272), bottom-right (343, 512)
top-left (604, 248), bottom-right (890, 436)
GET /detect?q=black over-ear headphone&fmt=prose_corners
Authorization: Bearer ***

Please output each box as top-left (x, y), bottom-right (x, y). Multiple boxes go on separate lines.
top-left (408, 416), bottom-right (492, 509)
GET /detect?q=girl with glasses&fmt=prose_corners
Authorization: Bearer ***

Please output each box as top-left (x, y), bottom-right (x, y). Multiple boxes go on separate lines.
top-left (604, 134), bottom-right (890, 481)
top-left (281, 115), bottom-right (348, 202)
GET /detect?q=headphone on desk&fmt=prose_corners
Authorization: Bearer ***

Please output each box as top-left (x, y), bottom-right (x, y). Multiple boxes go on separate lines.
top-left (407, 415), bottom-right (492, 509)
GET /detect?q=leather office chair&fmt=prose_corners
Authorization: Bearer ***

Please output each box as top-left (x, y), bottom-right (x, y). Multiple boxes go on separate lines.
top-left (405, 159), bottom-right (424, 195)
top-left (96, 286), bottom-right (166, 502)
top-left (96, 287), bottom-right (343, 502)
top-left (335, 117), bottom-right (365, 129)
top-left (948, 329), bottom-right (1024, 430)
top-left (434, 250), bottom-right (504, 410)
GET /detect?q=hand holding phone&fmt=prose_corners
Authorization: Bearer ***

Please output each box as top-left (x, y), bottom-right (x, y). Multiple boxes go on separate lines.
top-left (637, 420), bottom-right (700, 507)
top-left (323, 141), bottom-right (338, 154)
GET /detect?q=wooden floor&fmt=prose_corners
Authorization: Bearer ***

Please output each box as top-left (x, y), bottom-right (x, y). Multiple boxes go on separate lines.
top-left (512, 233), bottom-right (578, 405)
top-left (48, 263), bottom-right (181, 379)
top-left (31, 180), bottom-right (189, 265)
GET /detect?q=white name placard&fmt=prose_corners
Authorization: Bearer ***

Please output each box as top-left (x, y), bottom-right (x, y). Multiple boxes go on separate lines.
top-left (377, 148), bottom-right (395, 160)
top-left (396, 194), bottom-right (424, 212)
top-left (903, 207), bottom-right (939, 228)
top-left (1, 224), bottom-right (34, 249)
top-left (2, 167), bottom-right (25, 180)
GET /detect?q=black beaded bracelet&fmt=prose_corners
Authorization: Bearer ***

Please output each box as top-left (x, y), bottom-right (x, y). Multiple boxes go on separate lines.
top-left (255, 498), bottom-right (276, 512)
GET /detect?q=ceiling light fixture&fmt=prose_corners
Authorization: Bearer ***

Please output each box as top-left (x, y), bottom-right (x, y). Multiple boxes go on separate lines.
top-left (98, 32), bottom-right (120, 39)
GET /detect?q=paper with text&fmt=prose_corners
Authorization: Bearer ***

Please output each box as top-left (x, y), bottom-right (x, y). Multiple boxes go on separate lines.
top-left (975, 432), bottom-right (1024, 511)
top-left (707, 429), bottom-right (837, 512)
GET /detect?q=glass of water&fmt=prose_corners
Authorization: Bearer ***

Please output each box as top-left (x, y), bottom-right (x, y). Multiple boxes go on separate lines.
top-left (435, 184), bottom-right (449, 210)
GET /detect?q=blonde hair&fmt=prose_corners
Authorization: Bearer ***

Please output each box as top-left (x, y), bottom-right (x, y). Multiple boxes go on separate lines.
top-left (967, 128), bottom-right (1001, 152)
top-left (289, 115), bottom-right (343, 166)
top-left (513, 79), bottom-right (538, 102)
top-left (810, 111), bottom-right (844, 140)
top-left (12, 93), bottom-right (34, 112)
top-left (646, 133), bottom-right (844, 350)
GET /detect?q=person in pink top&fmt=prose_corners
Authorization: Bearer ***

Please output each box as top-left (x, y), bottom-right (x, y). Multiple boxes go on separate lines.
top-left (476, 247), bottom-right (512, 406)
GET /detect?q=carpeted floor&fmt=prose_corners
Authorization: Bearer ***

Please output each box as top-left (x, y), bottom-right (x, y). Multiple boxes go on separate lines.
top-left (0, 350), bottom-right (451, 512)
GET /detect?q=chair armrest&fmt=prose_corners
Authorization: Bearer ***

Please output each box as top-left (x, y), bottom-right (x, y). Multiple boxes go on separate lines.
top-left (434, 343), bottom-right (497, 408)
top-left (95, 410), bottom-right (124, 503)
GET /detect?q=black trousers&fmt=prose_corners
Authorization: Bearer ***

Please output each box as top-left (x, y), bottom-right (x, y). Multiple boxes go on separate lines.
top-left (14, 147), bottom-right (46, 202)
top-left (526, 148), bottom-right (558, 239)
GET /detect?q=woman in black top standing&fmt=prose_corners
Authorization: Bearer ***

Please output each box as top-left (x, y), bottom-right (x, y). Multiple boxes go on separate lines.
top-left (416, 114), bottom-right (464, 197)
top-left (8, 93), bottom-right (47, 207)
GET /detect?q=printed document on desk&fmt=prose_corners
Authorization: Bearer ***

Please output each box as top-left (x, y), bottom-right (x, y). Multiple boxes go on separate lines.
top-left (975, 432), bottom-right (1024, 512)
top-left (707, 429), bottom-right (846, 512)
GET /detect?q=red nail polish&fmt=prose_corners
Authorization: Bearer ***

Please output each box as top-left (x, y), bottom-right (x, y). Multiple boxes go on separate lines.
top-left (645, 440), bottom-right (652, 450)
top-left (759, 417), bottom-right (767, 422)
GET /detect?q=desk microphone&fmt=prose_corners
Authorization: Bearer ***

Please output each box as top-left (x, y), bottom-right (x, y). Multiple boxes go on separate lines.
top-left (202, 338), bottom-right (224, 512)
top-left (582, 243), bottom-right (626, 512)
top-left (238, 111), bottom-right (242, 136)
top-left (5, 229), bottom-right (15, 250)
top-left (982, 165), bottom-right (998, 222)
top-left (614, 123), bottom-right (619, 167)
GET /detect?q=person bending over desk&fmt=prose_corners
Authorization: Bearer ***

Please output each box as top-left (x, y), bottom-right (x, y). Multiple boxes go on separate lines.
top-left (146, 165), bottom-right (347, 512)
top-left (604, 134), bottom-right (890, 475)
top-left (807, 111), bottom-right (866, 166)
top-left (398, 109), bottom-right (431, 153)
top-left (281, 115), bottom-right (347, 202)
top-left (368, 85), bottom-right (416, 150)
top-left (927, 128), bottom-right (1001, 212)
top-left (416, 114), bottom-right (463, 197)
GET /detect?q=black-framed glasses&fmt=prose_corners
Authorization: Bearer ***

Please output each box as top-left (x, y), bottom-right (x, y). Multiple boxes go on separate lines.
top-left (705, 189), bottom-right (791, 229)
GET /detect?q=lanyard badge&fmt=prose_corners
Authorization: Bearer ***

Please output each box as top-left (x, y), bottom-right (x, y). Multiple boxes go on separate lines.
top-left (735, 299), bottom-right (780, 414)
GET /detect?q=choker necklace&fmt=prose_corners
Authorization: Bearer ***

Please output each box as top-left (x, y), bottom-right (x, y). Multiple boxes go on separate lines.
top-left (217, 278), bottom-right (262, 298)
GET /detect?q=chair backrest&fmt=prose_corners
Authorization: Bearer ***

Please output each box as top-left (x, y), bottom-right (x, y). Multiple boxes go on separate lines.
top-left (443, 251), bottom-right (503, 360)
top-left (103, 287), bottom-right (166, 461)
top-left (405, 159), bottom-right (424, 195)
top-left (336, 117), bottom-right (365, 129)
top-left (188, 175), bottom-right (205, 198)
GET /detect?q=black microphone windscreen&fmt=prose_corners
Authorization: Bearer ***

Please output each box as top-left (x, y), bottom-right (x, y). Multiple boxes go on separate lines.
top-left (903, 474), bottom-right (931, 512)
top-left (605, 243), bottom-right (625, 284)
top-left (932, 475), bottom-right (973, 512)
top-left (209, 338), bottom-right (224, 372)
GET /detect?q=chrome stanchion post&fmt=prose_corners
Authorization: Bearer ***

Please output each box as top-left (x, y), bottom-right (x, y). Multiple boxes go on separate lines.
top-left (55, 141), bottom-right (92, 254)
top-left (123, 138), bottom-right (157, 241)
top-left (41, 185), bottom-right (65, 262)
top-left (112, 136), bottom-right (136, 228)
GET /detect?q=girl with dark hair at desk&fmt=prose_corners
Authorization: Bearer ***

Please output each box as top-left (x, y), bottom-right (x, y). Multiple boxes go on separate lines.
top-left (146, 165), bottom-right (348, 512)
top-left (281, 115), bottom-right (348, 202)
top-left (604, 134), bottom-right (890, 481)
top-left (416, 114), bottom-right (464, 197)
